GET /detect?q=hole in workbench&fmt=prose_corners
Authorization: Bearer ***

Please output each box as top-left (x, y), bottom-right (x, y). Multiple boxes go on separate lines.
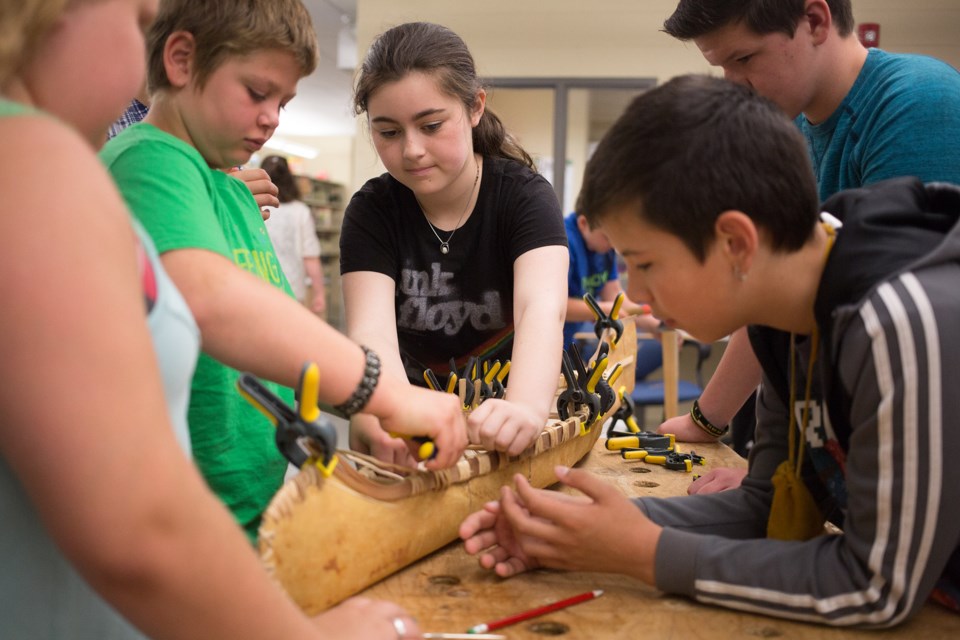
top-left (629, 467), bottom-right (652, 473)
top-left (634, 480), bottom-right (660, 488)
top-left (428, 575), bottom-right (461, 586)
top-left (528, 621), bottom-right (570, 635)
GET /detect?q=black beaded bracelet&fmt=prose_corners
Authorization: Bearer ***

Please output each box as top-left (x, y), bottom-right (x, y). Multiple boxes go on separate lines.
top-left (334, 346), bottom-right (381, 418)
top-left (690, 399), bottom-right (729, 438)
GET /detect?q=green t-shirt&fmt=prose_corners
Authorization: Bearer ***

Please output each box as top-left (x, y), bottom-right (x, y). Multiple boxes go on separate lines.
top-left (101, 123), bottom-right (293, 543)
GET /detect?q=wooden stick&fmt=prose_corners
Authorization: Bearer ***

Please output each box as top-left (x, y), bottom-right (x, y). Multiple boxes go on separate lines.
top-left (662, 329), bottom-right (679, 419)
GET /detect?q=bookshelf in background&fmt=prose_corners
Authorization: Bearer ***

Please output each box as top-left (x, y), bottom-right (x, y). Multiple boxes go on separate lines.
top-left (296, 175), bottom-right (346, 331)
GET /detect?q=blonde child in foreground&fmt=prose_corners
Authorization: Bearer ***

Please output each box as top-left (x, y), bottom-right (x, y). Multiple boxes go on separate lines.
top-left (0, 0), bottom-right (436, 637)
top-left (660, 0), bottom-right (960, 498)
top-left (461, 75), bottom-right (960, 626)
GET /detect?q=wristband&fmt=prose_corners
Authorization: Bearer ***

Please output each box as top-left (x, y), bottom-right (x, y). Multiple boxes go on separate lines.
top-left (334, 346), bottom-right (381, 418)
top-left (690, 399), bottom-right (729, 438)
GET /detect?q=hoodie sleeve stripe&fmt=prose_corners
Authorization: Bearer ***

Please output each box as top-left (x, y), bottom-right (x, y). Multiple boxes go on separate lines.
top-left (893, 274), bottom-right (943, 623)
top-left (692, 272), bottom-right (945, 627)
top-left (831, 274), bottom-right (942, 626)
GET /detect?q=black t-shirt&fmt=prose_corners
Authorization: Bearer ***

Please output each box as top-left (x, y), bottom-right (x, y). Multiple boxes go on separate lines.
top-left (340, 155), bottom-right (566, 383)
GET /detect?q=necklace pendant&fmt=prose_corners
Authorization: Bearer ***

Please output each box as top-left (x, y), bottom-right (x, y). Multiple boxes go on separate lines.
top-left (440, 242), bottom-right (450, 255)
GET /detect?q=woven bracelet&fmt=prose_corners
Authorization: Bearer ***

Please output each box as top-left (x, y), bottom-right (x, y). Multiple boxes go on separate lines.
top-left (334, 346), bottom-right (381, 418)
top-left (690, 399), bottom-right (729, 438)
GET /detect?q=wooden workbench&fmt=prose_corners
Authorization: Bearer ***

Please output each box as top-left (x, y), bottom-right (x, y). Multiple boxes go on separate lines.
top-left (362, 438), bottom-right (960, 639)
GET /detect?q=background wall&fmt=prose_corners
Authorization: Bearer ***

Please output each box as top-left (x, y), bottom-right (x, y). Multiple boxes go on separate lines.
top-left (351, 0), bottom-right (704, 192)
top-left (349, 0), bottom-right (960, 196)
top-left (276, 134), bottom-right (354, 186)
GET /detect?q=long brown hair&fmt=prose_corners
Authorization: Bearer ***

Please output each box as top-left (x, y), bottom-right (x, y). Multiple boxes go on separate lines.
top-left (353, 22), bottom-right (535, 170)
top-left (260, 155), bottom-right (301, 203)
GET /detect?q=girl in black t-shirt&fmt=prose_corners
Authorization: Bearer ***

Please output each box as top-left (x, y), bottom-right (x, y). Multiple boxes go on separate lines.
top-left (342, 22), bottom-right (568, 465)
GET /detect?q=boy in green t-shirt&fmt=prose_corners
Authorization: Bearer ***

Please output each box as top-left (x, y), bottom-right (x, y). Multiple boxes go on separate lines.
top-left (102, 0), bottom-right (468, 543)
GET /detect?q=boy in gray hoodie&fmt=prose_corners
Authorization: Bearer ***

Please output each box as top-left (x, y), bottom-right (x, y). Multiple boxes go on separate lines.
top-left (460, 74), bottom-right (960, 627)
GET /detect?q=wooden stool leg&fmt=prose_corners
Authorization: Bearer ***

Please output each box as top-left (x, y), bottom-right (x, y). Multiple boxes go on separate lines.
top-left (662, 329), bottom-right (679, 419)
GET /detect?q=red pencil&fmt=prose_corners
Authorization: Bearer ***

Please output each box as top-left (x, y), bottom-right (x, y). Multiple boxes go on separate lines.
top-left (466, 589), bottom-right (604, 634)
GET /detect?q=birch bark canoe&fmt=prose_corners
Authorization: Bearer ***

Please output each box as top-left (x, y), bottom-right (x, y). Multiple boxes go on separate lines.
top-left (258, 323), bottom-right (637, 613)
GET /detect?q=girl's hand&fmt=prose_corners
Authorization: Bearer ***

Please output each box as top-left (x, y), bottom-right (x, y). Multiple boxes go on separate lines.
top-left (466, 399), bottom-right (544, 456)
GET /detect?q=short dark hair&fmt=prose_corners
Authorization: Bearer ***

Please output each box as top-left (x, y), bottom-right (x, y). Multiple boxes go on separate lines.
top-left (260, 155), bottom-right (300, 203)
top-left (147, 0), bottom-right (318, 94)
top-left (578, 75), bottom-right (819, 262)
top-left (664, 0), bottom-right (855, 40)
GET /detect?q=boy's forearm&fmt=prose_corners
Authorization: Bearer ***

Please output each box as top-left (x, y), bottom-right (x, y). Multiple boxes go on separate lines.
top-left (159, 248), bottom-right (401, 416)
top-left (695, 327), bottom-right (763, 426)
top-left (565, 297), bottom-right (589, 323)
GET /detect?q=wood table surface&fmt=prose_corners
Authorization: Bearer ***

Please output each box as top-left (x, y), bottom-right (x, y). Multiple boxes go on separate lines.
top-left (362, 438), bottom-right (960, 639)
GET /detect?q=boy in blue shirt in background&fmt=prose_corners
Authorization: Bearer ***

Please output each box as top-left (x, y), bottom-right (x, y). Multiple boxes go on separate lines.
top-left (564, 211), bottom-right (661, 376)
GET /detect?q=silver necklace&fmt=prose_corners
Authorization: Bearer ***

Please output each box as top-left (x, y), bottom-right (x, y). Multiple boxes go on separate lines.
top-left (417, 160), bottom-right (480, 255)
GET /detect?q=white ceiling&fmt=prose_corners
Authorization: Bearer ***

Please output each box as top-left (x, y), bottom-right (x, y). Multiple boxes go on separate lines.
top-left (277, 0), bottom-right (358, 138)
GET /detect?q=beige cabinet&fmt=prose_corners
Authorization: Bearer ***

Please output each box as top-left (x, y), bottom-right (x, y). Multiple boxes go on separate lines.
top-left (296, 176), bottom-right (346, 331)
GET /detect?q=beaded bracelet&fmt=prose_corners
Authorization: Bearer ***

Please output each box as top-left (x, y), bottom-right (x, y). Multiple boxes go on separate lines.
top-left (690, 399), bottom-right (729, 438)
top-left (334, 346), bottom-right (381, 418)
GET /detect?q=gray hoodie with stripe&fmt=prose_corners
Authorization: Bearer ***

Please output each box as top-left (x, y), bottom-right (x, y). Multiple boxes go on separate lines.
top-left (637, 177), bottom-right (960, 627)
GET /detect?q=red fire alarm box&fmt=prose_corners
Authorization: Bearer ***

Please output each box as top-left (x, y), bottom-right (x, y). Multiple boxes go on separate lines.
top-left (858, 23), bottom-right (880, 48)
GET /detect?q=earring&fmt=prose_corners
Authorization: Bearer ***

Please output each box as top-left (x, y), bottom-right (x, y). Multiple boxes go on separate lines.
top-left (734, 266), bottom-right (748, 282)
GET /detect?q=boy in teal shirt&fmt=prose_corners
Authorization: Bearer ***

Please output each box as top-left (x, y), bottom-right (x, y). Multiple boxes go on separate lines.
top-left (658, 0), bottom-right (960, 482)
top-left (102, 0), bottom-right (468, 542)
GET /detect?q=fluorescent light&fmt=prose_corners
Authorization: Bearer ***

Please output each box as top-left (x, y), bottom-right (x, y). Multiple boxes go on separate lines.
top-left (262, 136), bottom-right (319, 159)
